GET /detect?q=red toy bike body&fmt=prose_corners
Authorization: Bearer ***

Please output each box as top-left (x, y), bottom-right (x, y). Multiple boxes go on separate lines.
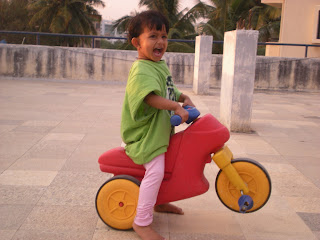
top-left (99, 114), bottom-right (228, 205)
top-left (96, 113), bottom-right (271, 230)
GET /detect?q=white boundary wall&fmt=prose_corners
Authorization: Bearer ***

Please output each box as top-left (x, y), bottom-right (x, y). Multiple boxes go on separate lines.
top-left (0, 44), bottom-right (319, 91)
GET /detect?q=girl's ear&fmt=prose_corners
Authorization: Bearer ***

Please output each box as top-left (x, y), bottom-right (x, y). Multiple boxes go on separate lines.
top-left (131, 38), bottom-right (140, 49)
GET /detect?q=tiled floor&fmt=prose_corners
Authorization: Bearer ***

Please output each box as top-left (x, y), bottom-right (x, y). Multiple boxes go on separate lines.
top-left (0, 78), bottom-right (319, 240)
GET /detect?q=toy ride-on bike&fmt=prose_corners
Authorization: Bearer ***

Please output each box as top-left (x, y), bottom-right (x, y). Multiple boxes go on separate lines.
top-left (95, 106), bottom-right (272, 230)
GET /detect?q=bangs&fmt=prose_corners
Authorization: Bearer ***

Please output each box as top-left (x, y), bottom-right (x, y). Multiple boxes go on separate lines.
top-left (146, 15), bottom-right (168, 32)
top-left (127, 10), bottom-right (170, 42)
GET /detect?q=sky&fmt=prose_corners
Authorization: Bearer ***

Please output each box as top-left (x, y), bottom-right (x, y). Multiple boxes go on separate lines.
top-left (96, 0), bottom-right (210, 21)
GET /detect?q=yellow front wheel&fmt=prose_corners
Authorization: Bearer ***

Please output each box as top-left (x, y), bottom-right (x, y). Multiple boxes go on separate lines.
top-left (95, 175), bottom-right (140, 230)
top-left (215, 158), bottom-right (271, 213)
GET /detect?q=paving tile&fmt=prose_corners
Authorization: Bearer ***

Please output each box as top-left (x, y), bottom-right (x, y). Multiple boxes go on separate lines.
top-left (283, 156), bottom-right (320, 188)
top-left (297, 212), bottom-right (320, 231)
top-left (314, 231), bottom-right (320, 240)
top-left (47, 171), bottom-right (110, 189)
top-left (66, 106), bottom-right (105, 122)
top-left (20, 205), bottom-right (98, 232)
top-left (0, 120), bottom-right (25, 125)
top-left (0, 124), bottom-right (17, 135)
top-left (37, 185), bottom-right (97, 206)
top-left (151, 212), bottom-right (170, 233)
top-left (92, 229), bottom-right (140, 240)
top-left (0, 170), bottom-right (57, 186)
top-left (88, 121), bottom-right (121, 135)
top-left (0, 156), bottom-right (17, 173)
top-left (0, 131), bottom-right (45, 158)
top-left (243, 231), bottom-right (317, 240)
top-left (260, 162), bottom-right (301, 174)
top-left (12, 120), bottom-right (60, 133)
top-left (11, 230), bottom-right (93, 240)
top-left (1, 79), bottom-right (320, 240)
top-left (270, 172), bottom-right (320, 198)
top-left (235, 211), bottom-right (316, 240)
top-left (167, 210), bottom-right (242, 235)
top-left (51, 121), bottom-right (95, 134)
top-left (0, 205), bottom-right (34, 230)
top-left (24, 140), bottom-right (80, 159)
top-left (95, 218), bottom-right (111, 230)
top-left (0, 230), bottom-right (16, 240)
top-left (169, 232), bottom-right (246, 240)
top-left (232, 135), bottom-right (280, 155)
top-left (8, 157), bottom-right (66, 171)
top-left (251, 122), bottom-right (289, 138)
top-left (263, 137), bottom-right (320, 157)
top-left (80, 133), bottom-right (122, 148)
top-left (62, 158), bottom-right (101, 172)
top-left (286, 197), bottom-right (320, 213)
top-left (225, 138), bottom-right (247, 156)
top-left (43, 133), bottom-right (85, 141)
top-left (246, 154), bottom-right (287, 164)
top-left (0, 185), bottom-right (45, 204)
top-left (61, 144), bottom-right (104, 172)
top-left (95, 213), bottom-right (169, 239)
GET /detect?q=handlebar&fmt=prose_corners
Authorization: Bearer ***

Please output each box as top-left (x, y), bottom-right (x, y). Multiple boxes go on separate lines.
top-left (170, 106), bottom-right (200, 126)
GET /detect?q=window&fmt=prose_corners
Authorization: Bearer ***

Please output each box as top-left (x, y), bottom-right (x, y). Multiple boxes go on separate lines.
top-left (317, 10), bottom-right (320, 39)
top-left (312, 5), bottom-right (320, 43)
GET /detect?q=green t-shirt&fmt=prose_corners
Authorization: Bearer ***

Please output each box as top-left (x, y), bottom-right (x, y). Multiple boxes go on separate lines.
top-left (121, 60), bottom-right (182, 165)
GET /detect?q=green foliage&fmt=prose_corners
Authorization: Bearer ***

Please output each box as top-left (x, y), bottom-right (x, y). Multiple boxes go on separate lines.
top-left (167, 42), bottom-right (195, 53)
top-left (27, 0), bottom-right (104, 46)
top-left (112, 0), bottom-right (280, 53)
top-left (113, 0), bottom-right (203, 53)
top-left (198, 0), bottom-right (281, 53)
top-left (1, 0), bottom-right (281, 53)
top-left (0, 0), bottom-right (35, 44)
top-left (0, 0), bottom-right (104, 46)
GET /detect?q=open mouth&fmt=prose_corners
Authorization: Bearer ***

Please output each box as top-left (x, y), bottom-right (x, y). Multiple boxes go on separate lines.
top-left (153, 48), bottom-right (163, 57)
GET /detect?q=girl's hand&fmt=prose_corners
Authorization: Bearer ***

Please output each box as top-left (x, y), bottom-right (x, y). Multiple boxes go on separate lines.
top-left (174, 105), bottom-right (189, 123)
top-left (181, 95), bottom-right (195, 108)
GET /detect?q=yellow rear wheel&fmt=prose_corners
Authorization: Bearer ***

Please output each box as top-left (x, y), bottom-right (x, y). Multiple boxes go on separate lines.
top-left (215, 158), bottom-right (271, 213)
top-left (95, 175), bottom-right (140, 230)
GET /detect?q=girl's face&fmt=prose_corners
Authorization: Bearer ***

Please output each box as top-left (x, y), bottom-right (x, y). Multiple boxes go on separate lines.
top-left (132, 25), bottom-right (168, 62)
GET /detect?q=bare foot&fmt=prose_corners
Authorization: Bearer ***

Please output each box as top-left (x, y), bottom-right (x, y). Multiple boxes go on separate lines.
top-left (132, 222), bottom-right (166, 240)
top-left (154, 203), bottom-right (184, 215)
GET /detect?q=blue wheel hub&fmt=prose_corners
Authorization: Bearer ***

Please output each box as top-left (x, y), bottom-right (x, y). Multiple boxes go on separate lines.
top-left (238, 195), bottom-right (254, 213)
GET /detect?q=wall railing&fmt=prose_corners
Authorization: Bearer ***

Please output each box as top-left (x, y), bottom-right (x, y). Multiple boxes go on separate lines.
top-left (1, 30), bottom-right (319, 57)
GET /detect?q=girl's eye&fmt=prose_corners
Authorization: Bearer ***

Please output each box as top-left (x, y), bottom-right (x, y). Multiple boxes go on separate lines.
top-left (150, 35), bottom-right (156, 39)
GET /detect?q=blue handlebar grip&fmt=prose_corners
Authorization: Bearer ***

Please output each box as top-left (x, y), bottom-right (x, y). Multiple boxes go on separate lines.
top-left (170, 106), bottom-right (200, 126)
top-left (170, 115), bottom-right (182, 126)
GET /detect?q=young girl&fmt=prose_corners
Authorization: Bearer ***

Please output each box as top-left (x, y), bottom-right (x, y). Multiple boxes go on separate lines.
top-left (121, 10), bottom-right (195, 240)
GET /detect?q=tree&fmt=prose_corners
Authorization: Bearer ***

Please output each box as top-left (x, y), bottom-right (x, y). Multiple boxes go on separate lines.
top-left (0, 0), bottom-right (34, 44)
top-left (198, 0), bottom-right (281, 53)
top-left (112, 0), bottom-right (207, 52)
top-left (28, 0), bottom-right (105, 46)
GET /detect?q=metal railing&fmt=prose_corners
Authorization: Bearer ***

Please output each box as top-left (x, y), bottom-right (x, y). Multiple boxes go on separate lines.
top-left (257, 42), bottom-right (320, 58)
top-left (1, 30), bottom-right (319, 57)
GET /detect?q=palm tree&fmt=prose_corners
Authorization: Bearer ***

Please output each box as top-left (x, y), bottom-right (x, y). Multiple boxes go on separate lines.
top-left (112, 0), bottom-right (207, 52)
top-left (28, 0), bottom-right (105, 46)
top-left (0, 0), bottom-right (33, 44)
top-left (198, 0), bottom-right (281, 53)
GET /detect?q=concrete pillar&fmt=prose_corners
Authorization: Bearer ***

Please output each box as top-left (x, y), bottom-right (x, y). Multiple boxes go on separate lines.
top-left (193, 35), bottom-right (213, 95)
top-left (220, 30), bottom-right (259, 132)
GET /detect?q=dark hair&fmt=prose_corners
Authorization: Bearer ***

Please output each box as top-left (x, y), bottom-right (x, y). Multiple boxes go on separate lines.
top-left (127, 10), bottom-right (169, 42)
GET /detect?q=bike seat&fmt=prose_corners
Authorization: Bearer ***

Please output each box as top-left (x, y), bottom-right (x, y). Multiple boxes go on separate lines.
top-left (98, 147), bottom-right (173, 180)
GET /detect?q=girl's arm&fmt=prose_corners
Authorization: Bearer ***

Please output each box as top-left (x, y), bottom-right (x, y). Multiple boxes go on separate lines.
top-left (144, 92), bottom-right (189, 123)
top-left (178, 93), bottom-right (195, 107)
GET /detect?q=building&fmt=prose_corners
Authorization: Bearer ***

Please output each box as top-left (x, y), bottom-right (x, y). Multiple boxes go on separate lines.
top-left (262, 0), bottom-right (320, 58)
top-left (100, 20), bottom-right (127, 41)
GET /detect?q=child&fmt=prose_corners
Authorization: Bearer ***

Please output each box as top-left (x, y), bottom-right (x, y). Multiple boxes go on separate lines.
top-left (121, 10), bottom-right (195, 240)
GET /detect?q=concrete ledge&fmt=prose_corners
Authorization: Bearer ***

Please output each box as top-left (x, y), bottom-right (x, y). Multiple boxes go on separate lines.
top-left (1, 44), bottom-right (319, 91)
